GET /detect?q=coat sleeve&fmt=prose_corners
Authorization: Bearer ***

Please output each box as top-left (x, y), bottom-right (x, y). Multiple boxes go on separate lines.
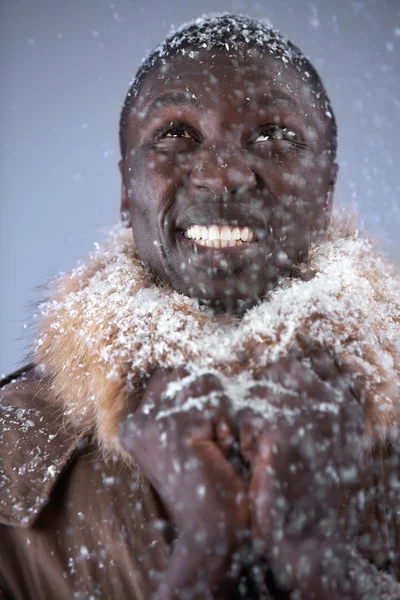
top-left (328, 440), bottom-right (400, 599)
top-left (0, 580), bottom-right (12, 600)
top-left (285, 543), bottom-right (400, 598)
top-left (344, 546), bottom-right (400, 598)
top-left (334, 443), bottom-right (400, 597)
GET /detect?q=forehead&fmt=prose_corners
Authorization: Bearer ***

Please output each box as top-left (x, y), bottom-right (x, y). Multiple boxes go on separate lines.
top-left (135, 47), bottom-right (319, 112)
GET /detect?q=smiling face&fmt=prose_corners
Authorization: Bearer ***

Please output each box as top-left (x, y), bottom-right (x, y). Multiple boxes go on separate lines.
top-left (119, 46), bottom-right (338, 313)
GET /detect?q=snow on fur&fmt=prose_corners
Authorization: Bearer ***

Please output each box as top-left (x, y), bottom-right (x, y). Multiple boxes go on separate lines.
top-left (34, 217), bottom-right (400, 455)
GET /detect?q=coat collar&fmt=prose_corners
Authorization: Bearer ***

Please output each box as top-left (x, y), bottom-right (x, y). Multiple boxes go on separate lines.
top-left (29, 216), bottom-right (400, 456)
top-left (0, 367), bottom-right (85, 528)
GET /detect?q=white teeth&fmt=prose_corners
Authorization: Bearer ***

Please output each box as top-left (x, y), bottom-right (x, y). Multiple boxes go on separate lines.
top-left (231, 227), bottom-right (241, 240)
top-left (193, 225), bottom-right (202, 239)
top-left (220, 226), bottom-right (231, 241)
top-left (201, 226), bottom-right (209, 240)
top-left (184, 224), bottom-right (256, 245)
top-left (208, 225), bottom-right (219, 240)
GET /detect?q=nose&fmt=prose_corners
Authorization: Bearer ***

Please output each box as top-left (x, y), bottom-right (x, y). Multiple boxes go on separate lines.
top-left (189, 146), bottom-right (256, 194)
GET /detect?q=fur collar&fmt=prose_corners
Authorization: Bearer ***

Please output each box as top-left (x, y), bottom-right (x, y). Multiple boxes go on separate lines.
top-left (34, 217), bottom-right (400, 456)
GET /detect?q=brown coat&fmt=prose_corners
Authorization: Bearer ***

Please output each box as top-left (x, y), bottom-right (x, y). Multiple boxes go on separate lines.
top-left (0, 368), bottom-right (170, 600)
top-left (2, 370), bottom-right (400, 599)
top-left (2, 218), bottom-right (400, 598)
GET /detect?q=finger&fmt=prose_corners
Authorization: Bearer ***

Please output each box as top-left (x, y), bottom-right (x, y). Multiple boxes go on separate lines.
top-left (300, 351), bottom-right (362, 412)
top-left (190, 438), bottom-right (250, 528)
top-left (298, 353), bottom-right (365, 439)
top-left (135, 371), bottom-right (226, 434)
top-left (173, 391), bottom-right (234, 449)
top-left (141, 369), bottom-right (223, 417)
top-left (119, 412), bottom-right (171, 465)
top-left (215, 412), bottom-right (236, 456)
top-left (266, 358), bottom-right (356, 420)
top-left (119, 412), bottom-right (140, 455)
top-left (248, 439), bottom-right (278, 552)
top-left (211, 399), bottom-right (253, 484)
top-left (306, 350), bottom-right (342, 383)
top-left (268, 357), bottom-right (323, 396)
top-left (307, 351), bottom-right (360, 406)
top-left (185, 372), bottom-right (224, 397)
top-left (118, 413), bottom-right (175, 491)
top-left (237, 408), bottom-right (268, 465)
top-left (244, 361), bottom-right (318, 412)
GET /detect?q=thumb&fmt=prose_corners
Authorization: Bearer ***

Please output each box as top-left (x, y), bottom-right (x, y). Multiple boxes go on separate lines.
top-left (249, 436), bottom-right (281, 552)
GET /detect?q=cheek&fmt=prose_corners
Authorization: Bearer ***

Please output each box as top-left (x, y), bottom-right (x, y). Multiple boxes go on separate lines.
top-left (124, 162), bottom-right (160, 239)
top-left (275, 154), bottom-right (322, 190)
top-left (125, 152), bottom-right (183, 264)
top-left (274, 154), bottom-right (331, 216)
top-left (267, 156), bottom-right (332, 255)
top-left (129, 150), bottom-right (190, 201)
top-left (125, 156), bottom-right (164, 215)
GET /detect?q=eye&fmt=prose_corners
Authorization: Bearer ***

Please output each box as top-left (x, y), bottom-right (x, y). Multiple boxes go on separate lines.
top-left (165, 127), bottom-right (191, 139)
top-left (155, 122), bottom-right (200, 142)
top-left (254, 125), bottom-right (298, 143)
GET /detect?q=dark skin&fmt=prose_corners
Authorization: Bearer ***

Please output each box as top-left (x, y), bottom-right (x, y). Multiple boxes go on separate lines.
top-left (120, 371), bottom-right (250, 599)
top-left (119, 46), bottom-right (338, 313)
top-left (118, 47), bottom-right (370, 598)
top-left (120, 359), bottom-right (369, 599)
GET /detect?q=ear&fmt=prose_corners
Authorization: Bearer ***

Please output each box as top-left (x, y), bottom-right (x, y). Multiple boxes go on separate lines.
top-left (325, 161), bottom-right (339, 212)
top-left (119, 159), bottom-right (131, 228)
top-left (330, 161), bottom-right (339, 188)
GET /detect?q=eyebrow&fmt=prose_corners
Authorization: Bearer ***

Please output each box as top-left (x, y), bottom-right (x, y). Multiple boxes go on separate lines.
top-left (245, 91), bottom-right (300, 111)
top-left (143, 92), bottom-right (201, 119)
top-left (142, 88), bottom-right (301, 123)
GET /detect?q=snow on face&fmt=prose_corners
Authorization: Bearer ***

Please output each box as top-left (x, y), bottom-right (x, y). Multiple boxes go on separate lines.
top-left (137, 13), bottom-right (303, 78)
top-left (119, 13), bottom-right (337, 160)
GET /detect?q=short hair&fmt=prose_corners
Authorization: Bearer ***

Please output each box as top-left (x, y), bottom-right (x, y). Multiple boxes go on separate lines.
top-left (119, 13), bottom-right (337, 160)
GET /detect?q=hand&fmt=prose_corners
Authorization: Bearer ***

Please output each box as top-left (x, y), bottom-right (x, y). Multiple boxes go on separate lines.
top-left (119, 367), bottom-right (249, 599)
top-left (237, 353), bottom-right (366, 596)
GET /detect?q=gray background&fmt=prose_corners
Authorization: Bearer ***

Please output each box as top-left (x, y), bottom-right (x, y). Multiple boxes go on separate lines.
top-left (1, 0), bottom-right (399, 375)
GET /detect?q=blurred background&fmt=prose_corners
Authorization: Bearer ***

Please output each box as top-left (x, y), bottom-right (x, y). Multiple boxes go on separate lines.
top-left (1, 0), bottom-right (399, 375)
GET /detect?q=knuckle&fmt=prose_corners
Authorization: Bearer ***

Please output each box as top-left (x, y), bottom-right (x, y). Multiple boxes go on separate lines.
top-left (119, 413), bottom-right (140, 451)
top-left (193, 373), bottom-right (223, 392)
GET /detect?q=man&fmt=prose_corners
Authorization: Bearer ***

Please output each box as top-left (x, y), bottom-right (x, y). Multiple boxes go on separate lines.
top-left (1, 13), bottom-right (400, 599)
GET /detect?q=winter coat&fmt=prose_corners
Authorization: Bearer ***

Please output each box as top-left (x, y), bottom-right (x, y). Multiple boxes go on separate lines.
top-left (1, 217), bottom-right (400, 599)
top-left (0, 367), bottom-right (169, 600)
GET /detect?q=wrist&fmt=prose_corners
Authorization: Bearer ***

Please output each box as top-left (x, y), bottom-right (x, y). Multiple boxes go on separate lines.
top-left (152, 531), bottom-right (234, 600)
top-left (269, 539), bottom-right (373, 600)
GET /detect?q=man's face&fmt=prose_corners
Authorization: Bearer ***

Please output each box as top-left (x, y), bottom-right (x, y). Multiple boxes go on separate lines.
top-left (120, 47), bottom-right (338, 312)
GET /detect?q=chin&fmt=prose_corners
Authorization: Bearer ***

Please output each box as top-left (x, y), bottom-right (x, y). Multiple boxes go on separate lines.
top-left (185, 281), bottom-right (269, 316)
top-left (162, 253), bottom-right (293, 315)
top-left (205, 295), bottom-right (264, 316)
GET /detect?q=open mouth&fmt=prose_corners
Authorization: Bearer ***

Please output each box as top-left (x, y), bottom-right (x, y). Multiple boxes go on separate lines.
top-left (183, 224), bottom-right (256, 248)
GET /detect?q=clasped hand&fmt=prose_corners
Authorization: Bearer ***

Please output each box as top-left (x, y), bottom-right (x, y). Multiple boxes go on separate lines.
top-left (119, 354), bottom-right (365, 599)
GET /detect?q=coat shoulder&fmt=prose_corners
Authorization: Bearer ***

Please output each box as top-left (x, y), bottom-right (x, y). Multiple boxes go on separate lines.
top-left (0, 366), bottom-right (82, 527)
top-left (0, 369), bottom-right (170, 600)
